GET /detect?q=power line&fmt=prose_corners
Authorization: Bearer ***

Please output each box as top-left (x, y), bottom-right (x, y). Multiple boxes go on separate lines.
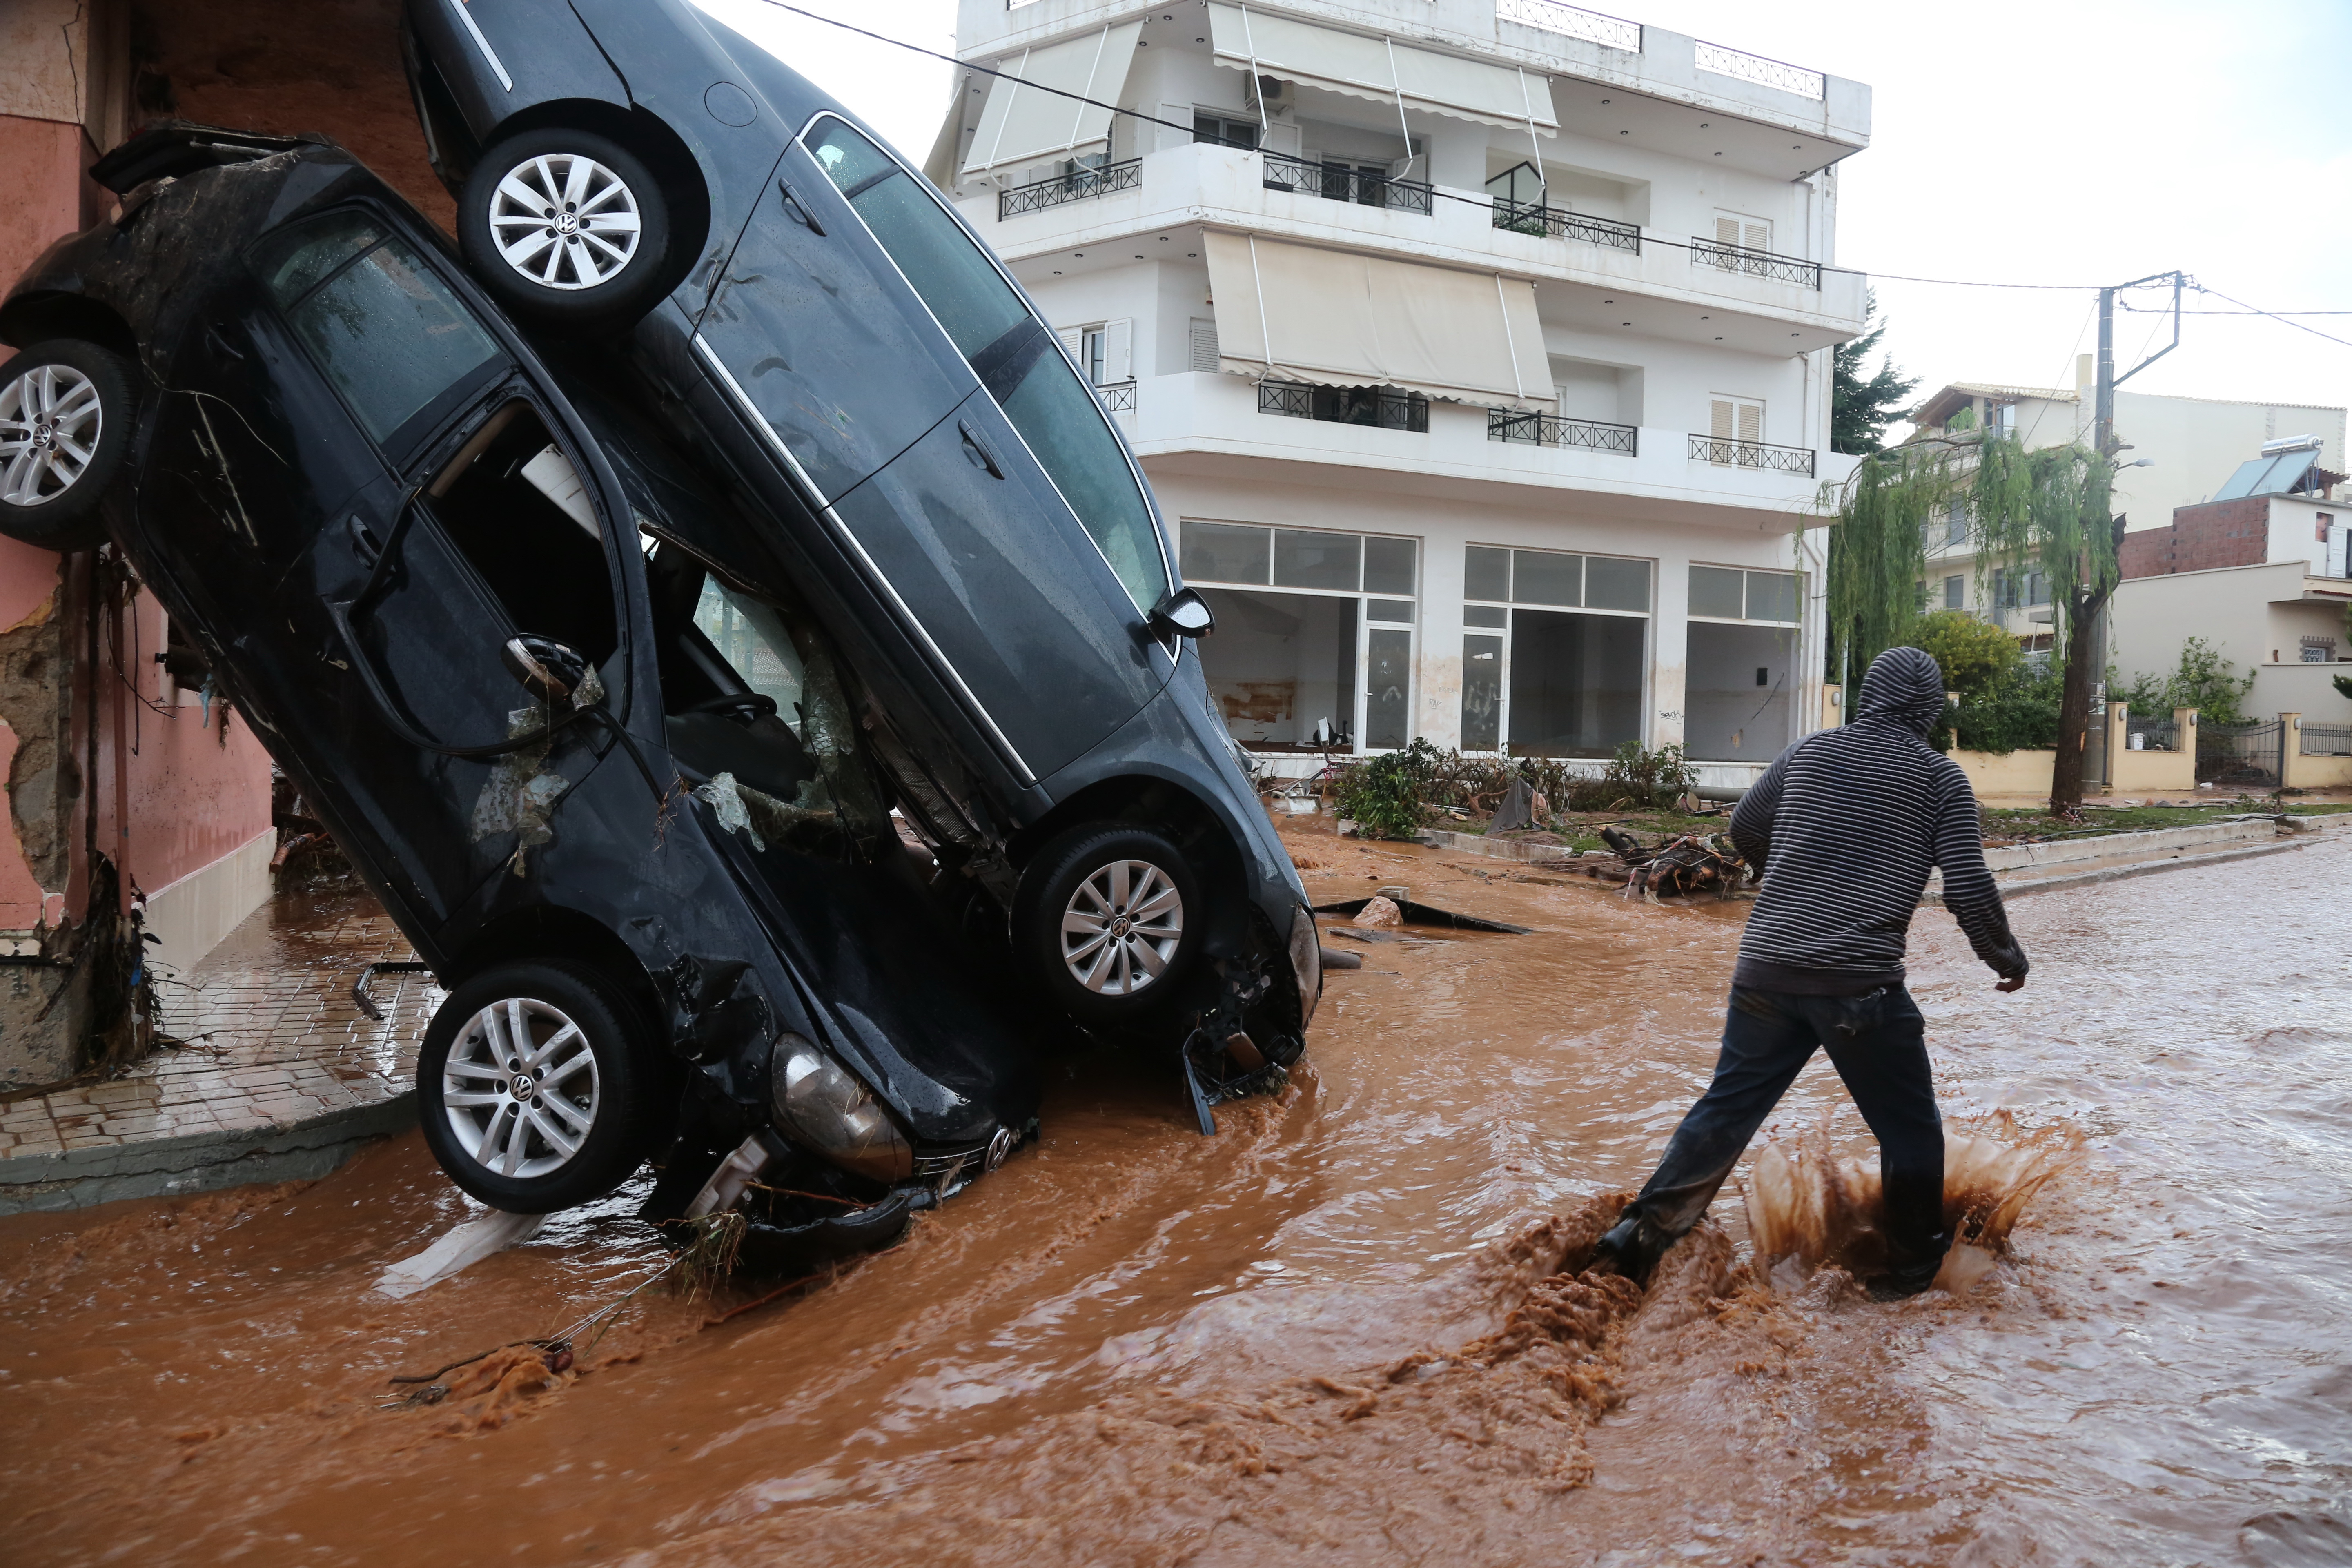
top-left (2192, 284), bottom-right (2352, 352)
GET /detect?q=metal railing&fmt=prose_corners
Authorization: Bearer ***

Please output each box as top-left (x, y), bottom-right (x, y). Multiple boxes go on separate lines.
top-left (1097, 380), bottom-right (1136, 413)
top-left (1690, 237), bottom-right (1823, 289)
top-left (1496, 0), bottom-right (1641, 51)
top-left (1259, 379), bottom-right (1428, 432)
top-left (2198, 719), bottom-right (2285, 785)
top-left (998, 159), bottom-right (1140, 219)
top-left (1490, 198), bottom-right (1641, 254)
top-left (1488, 409), bottom-right (1638, 454)
top-left (2125, 714), bottom-right (2178, 752)
top-left (2302, 721), bottom-right (2352, 758)
top-left (1688, 434), bottom-right (1815, 476)
top-left (1693, 40), bottom-right (1826, 100)
top-left (1261, 151), bottom-right (1434, 216)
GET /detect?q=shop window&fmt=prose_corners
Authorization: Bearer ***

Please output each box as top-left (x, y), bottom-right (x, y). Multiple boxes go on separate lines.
top-left (1686, 564), bottom-right (1800, 761)
top-left (1459, 544), bottom-right (1650, 756)
top-left (1179, 521), bottom-right (1419, 753)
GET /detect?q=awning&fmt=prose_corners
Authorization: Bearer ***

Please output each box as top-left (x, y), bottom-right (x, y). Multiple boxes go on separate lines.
top-left (1203, 231), bottom-right (1554, 412)
top-left (1206, 4), bottom-right (1557, 134)
top-left (960, 21), bottom-right (1144, 177)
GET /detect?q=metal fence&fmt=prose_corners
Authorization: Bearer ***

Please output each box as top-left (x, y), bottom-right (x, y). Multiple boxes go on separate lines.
top-left (1259, 380), bottom-right (1428, 432)
top-left (1689, 237), bottom-right (1824, 289)
top-left (998, 159), bottom-right (1140, 219)
top-left (2303, 721), bottom-right (2352, 758)
top-left (2197, 719), bottom-right (2285, 786)
top-left (1261, 151), bottom-right (1434, 215)
top-left (2125, 714), bottom-right (2178, 752)
top-left (1490, 198), bottom-right (1642, 254)
top-left (1687, 434), bottom-right (1816, 475)
top-left (1488, 408), bottom-right (1638, 454)
top-left (1097, 380), bottom-right (1136, 413)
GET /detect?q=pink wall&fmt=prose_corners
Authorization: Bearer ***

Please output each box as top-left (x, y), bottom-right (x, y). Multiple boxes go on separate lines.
top-left (111, 593), bottom-right (276, 898)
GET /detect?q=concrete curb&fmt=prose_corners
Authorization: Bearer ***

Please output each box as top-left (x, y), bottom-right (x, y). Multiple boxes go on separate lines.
top-left (0, 1092), bottom-right (417, 1215)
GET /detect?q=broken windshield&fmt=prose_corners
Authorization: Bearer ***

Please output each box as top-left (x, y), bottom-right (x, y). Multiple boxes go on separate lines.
top-left (694, 575), bottom-right (806, 737)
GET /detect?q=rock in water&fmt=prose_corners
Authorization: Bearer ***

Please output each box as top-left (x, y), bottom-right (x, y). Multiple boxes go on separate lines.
top-left (1353, 895), bottom-right (1403, 928)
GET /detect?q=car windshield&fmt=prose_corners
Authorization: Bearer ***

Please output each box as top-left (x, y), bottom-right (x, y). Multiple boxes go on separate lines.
top-left (803, 117), bottom-right (1169, 615)
top-left (251, 212), bottom-right (503, 446)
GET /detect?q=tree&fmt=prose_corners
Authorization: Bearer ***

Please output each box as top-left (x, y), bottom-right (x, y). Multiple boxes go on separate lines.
top-left (2116, 637), bottom-right (2255, 726)
top-left (1831, 290), bottom-right (1921, 457)
top-left (1904, 608), bottom-right (2021, 700)
top-left (1818, 434), bottom-right (2118, 814)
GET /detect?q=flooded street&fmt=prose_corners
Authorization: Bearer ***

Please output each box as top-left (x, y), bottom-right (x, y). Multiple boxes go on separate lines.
top-left (6, 826), bottom-right (2351, 1566)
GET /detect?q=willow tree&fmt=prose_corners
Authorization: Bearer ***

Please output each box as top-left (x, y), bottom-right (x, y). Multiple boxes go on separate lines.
top-left (1818, 434), bottom-right (2120, 813)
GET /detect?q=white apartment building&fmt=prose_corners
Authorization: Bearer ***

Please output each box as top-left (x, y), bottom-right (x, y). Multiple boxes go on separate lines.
top-left (924, 0), bottom-right (1870, 784)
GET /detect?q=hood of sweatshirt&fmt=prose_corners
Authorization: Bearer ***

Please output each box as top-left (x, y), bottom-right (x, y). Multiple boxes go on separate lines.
top-left (1854, 646), bottom-right (1950, 735)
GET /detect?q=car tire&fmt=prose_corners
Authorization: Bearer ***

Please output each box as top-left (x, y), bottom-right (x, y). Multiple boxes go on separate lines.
top-left (457, 128), bottom-right (672, 328)
top-left (0, 339), bottom-right (136, 552)
top-left (417, 960), bottom-right (654, 1213)
top-left (1014, 824), bottom-right (1202, 1023)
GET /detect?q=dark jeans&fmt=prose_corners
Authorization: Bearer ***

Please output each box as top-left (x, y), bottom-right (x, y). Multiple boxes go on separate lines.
top-left (1626, 985), bottom-right (1948, 1278)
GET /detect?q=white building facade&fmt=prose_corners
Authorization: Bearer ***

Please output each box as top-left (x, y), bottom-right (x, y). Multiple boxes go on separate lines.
top-left (929, 0), bottom-right (1871, 784)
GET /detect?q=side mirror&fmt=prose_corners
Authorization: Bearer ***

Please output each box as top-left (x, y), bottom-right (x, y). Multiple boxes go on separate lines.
top-left (502, 635), bottom-right (588, 703)
top-left (1149, 587), bottom-right (1215, 640)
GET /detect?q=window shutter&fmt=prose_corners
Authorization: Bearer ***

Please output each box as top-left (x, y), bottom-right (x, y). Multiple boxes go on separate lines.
top-left (1055, 326), bottom-right (1083, 366)
top-left (1737, 401), bottom-right (1762, 445)
top-left (1189, 317), bottom-right (1221, 373)
top-left (1743, 219), bottom-right (1771, 252)
top-left (1715, 215), bottom-right (1742, 247)
top-left (1710, 399), bottom-right (1735, 440)
top-left (1104, 318), bottom-right (1133, 383)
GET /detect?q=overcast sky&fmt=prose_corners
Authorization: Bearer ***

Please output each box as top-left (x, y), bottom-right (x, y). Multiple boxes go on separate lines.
top-left (699, 0), bottom-right (2352, 432)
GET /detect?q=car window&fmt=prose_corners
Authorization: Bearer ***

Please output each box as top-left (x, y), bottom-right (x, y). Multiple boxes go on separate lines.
top-left (253, 214), bottom-right (504, 446)
top-left (695, 575), bottom-right (806, 735)
top-left (805, 118), bottom-right (1028, 360)
top-left (802, 116), bottom-right (1170, 614)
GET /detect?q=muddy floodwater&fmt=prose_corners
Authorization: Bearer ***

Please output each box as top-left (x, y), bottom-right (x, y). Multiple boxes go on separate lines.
top-left (7, 827), bottom-right (2352, 1566)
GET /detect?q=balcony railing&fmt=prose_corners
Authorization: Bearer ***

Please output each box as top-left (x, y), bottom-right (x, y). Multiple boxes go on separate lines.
top-left (1488, 409), bottom-right (1638, 454)
top-left (1496, 0), bottom-right (1642, 51)
top-left (1261, 151), bottom-right (1434, 216)
top-left (1688, 434), bottom-right (1815, 476)
top-left (1689, 236), bottom-right (1823, 289)
top-left (1490, 198), bottom-right (1641, 254)
top-left (998, 159), bottom-right (1140, 219)
top-left (1694, 40), bottom-right (1825, 101)
top-left (1096, 380), bottom-right (1136, 413)
top-left (1260, 379), bottom-right (1428, 432)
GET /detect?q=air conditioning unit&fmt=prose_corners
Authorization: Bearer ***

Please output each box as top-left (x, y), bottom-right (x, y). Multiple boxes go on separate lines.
top-left (1250, 75), bottom-right (1294, 116)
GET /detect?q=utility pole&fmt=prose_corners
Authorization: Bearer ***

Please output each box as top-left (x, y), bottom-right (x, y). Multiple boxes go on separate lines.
top-left (2096, 272), bottom-right (2185, 457)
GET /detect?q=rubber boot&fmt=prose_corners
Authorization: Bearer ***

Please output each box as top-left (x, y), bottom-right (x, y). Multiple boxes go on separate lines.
top-left (1590, 1210), bottom-right (1671, 1285)
top-left (1866, 1229), bottom-right (1952, 1301)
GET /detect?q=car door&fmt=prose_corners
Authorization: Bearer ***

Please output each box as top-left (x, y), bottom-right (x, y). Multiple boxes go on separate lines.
top-left (784, 114), bottom-right (1178, 783)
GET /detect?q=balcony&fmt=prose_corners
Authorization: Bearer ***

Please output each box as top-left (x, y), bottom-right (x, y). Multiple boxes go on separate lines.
top-left (998, 159), bottom-right (1141, 220)
top-left (1259, 380), bottom-right (1429, 432)
top-left (1097, 380), bottom-right (1136, 413)
top-left (1488, 409), bottom-right (1637, 454)
top-left (1490, 199), bottom-right (1640, 255)
top-left (1260, 151), bottom-right (1434, 217)
top-left (1690, 237), bottom-right (1823, 290)
top-left (1688, 434), bottom-right (1816, 476)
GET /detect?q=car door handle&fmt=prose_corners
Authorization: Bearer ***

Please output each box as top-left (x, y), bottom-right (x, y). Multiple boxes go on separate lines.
top-left (343, 514), bottom-right (383, 568)
top-left (959, 421), bottom-right (1003, 479)
top-left (777, 180), bottom-right (825, 236)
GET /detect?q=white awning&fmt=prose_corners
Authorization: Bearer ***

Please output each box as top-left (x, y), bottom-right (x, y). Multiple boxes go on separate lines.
top-left (1203, 231), bottom-right (1554, 412)
top-left (960, 22), bottom-right (1144, 176)
top-left (1206, 4), bottom-right (1557, 134)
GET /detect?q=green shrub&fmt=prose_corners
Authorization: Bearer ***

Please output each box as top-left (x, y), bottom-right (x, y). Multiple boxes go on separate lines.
top-left (1903, 609), bottom-right (2020, 702)
top-left (1597, 741), bottom-right (1699, 808)
top-left (1335, 738), bottom-right (1441, 840)
top-left (1951, 661), bottom-right (2061, 755)
top-left (2116, 636), bottom-right (2255, 726)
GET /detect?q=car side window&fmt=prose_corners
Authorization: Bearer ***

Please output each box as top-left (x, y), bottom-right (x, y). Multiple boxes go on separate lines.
top-left (252, 212), bottom-right (505, 449)
top-left (803, 117), bottom-right (1171, 615)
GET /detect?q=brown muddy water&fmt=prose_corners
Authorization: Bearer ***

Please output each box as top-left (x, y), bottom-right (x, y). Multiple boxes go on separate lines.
top-left (6, 826), bottom-right (2352, 1566)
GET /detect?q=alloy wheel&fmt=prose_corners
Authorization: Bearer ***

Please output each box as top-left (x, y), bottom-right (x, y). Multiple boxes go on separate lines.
top-left (486, 152), bottom-right (644, 290)
top-left (0, 363), bottom-right (102, 507)
top-left (440, 996), bottom-right (601, 1179)
top-left (1060, 859), bottom-right (1185, 997)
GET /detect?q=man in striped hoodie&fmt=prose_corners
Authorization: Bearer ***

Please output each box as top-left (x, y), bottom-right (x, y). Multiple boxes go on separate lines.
top-left (1593, 645), bottom-right (2030, 1299)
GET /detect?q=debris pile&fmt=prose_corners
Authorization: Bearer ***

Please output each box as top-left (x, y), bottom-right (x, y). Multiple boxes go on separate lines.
top-left (1553, 828), bottom-right (1753, 901)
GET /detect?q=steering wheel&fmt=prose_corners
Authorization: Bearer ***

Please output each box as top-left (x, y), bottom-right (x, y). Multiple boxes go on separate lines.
top-left (679, 692), bottom-right (779, 721)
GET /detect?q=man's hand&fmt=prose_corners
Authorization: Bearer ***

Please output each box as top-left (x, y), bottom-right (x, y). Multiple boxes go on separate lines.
top-left (1995, 975), bottom-right (2026, 993)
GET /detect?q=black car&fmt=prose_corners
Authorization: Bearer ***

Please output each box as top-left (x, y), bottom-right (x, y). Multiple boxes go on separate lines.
top-left (398, 0), bottom-right (1320, 1047)
top-left (0, 127), bottom-right (1066, 1254)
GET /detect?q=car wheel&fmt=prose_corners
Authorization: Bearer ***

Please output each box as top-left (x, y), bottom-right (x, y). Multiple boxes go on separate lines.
top-left (458, 128), bottom-right (672, 328)
top-left (417, 960), bottom-right (653, 1212)
top-left (0, 339), bottom-right (135, 552)
top-left (1015, 824), bottom-right (1202, 1022)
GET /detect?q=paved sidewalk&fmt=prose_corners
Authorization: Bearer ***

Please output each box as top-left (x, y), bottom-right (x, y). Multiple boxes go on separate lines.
top-left (0, 888), bottom-right (437, 1212)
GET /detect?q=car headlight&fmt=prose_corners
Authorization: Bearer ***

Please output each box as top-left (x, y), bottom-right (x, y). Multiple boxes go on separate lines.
top-left (769, 1035), bottom-right (914, 1182)
top-left (1288, 904), bottom-right (1322, 1028)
